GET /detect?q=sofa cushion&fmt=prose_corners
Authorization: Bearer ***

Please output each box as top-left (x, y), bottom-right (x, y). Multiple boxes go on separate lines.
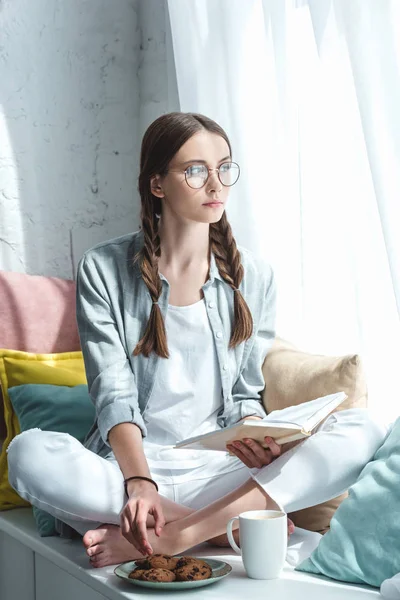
top-left (8, 383), bottom-right (95, 535)
top-left (262, 337), bottom-right (367, 533)
top-left (297, 418), bottom-right (397, 587)
top-left (0, 271), bottom-right (80, 440)
top-left (0, 349), bottom-right (86, 510)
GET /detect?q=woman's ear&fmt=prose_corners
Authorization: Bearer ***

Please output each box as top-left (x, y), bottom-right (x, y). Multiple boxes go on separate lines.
top-left (150, 175), bottom-right (164, 198)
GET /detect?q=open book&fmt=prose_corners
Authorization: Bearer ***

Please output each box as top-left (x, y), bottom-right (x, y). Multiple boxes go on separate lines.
top-left (174, 392), bottom-right (347, 452)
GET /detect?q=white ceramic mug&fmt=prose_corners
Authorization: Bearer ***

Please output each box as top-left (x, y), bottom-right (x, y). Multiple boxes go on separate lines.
top-left (226, 509), bottom-right (287, 579)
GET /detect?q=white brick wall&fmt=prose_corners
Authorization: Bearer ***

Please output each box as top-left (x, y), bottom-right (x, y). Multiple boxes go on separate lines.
top-left (0, 0), bottom-right (178, 278)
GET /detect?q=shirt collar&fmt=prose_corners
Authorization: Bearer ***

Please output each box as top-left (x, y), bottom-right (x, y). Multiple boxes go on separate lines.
top-left (130, 229), bottom-right (224, 283)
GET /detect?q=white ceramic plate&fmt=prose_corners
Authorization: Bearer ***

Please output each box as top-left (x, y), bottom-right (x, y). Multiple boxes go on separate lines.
top-left (114, 556), bottom-right (232, 590)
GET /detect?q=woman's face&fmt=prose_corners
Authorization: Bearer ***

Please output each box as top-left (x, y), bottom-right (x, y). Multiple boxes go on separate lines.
top-left (151, 131), bottom-right (232, 224)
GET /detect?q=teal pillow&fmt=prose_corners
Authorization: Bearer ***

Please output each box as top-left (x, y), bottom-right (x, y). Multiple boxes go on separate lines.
top-left (8, 383), bottom-right (95, 536)
top-left (296, 418), bottom-right (398, 587)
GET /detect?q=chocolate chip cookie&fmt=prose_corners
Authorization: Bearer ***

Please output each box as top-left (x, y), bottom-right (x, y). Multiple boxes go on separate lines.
top-left (141, 568), bottom-right (176, 582)
top-left (175, 561), bottom-right (212, 581)
top-left (146, 554), bottom-right (179, 570)
top-left (128, 568), bottom-right (147, 580)
top-left (175, 556), bottom-right (209, 570)
top-left (136, 553), bottom-right (178, 570)
top-left (134, 556), bottom-right (150, 568)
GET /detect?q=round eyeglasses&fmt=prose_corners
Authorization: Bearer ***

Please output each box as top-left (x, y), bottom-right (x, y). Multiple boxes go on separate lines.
top-left (169, 161), bottom-right (240, 189)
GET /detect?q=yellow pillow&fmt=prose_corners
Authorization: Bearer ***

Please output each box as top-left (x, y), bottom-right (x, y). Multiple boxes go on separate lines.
top-left (0, 349), bottom-right (86, 510)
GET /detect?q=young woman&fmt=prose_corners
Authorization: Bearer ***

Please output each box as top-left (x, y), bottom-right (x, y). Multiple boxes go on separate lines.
top-left (8, 112), bottom-right (387, 568)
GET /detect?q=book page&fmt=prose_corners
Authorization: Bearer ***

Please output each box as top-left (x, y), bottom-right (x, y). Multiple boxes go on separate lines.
top-left (263, 392), bottom-right (347, 432)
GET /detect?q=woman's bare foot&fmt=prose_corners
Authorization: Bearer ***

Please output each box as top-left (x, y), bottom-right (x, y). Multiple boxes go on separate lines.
top-left (83, 525), bottom-right (137, 568)
top-left (83, 524), bottom-right (177, 569)
top-left (82, 498), bottom-right (195, 568)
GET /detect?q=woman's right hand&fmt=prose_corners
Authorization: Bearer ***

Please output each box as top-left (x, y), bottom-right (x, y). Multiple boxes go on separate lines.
top-left (120, 479), bottom-right (165, 555)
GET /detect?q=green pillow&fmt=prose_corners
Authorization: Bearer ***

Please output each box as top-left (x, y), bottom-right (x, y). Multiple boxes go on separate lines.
top-left (8, 383), bottom-right (95, 536)
top-left (297, 418), bottom-right (398, 587)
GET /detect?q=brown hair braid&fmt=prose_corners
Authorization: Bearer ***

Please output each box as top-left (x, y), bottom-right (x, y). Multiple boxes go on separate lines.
top-left (133, 112), bottom-right (253, 358)
top-left (209, 212), bottom-right (253, 347)
top-left (132, 202), bottom-right (168, 358)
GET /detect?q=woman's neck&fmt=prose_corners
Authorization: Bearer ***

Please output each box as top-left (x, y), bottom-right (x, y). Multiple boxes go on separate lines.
top-left (158, 219), bottom-right (210, 275)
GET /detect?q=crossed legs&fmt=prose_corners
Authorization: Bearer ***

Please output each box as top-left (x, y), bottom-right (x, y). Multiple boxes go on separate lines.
top-left (7, 409), bottom-right (388, 568)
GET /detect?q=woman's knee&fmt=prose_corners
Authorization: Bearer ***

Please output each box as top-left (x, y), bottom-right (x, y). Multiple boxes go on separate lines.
top-left (321, 408), bottom-right (389, 459)
top-left (7, 428), bottom-right (79, 485)
top-left (333, 408), bottom-right (388, 436)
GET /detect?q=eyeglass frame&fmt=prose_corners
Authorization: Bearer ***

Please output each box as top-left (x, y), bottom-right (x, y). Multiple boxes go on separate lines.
top-left (167, 161), bottom-right (241, 189)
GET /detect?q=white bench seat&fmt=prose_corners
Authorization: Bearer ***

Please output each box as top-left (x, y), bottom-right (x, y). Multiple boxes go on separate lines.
top-left (0, 508), bottom-right (380, 600)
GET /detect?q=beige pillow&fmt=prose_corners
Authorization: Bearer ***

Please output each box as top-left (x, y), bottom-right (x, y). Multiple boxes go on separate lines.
top-left (261, 337), bottom-right (368, 534)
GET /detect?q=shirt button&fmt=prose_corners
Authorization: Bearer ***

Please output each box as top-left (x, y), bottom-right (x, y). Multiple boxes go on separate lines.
top-left (223, 364), bottom-right (228, 371)
top-left (208, 301), bottom-right (215, 308)
top-left (216, 331), bottom-right (223, 339)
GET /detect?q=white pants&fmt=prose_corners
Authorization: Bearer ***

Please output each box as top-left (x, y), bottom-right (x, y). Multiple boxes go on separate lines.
top-left (7, 408), bottom-right (388, 536)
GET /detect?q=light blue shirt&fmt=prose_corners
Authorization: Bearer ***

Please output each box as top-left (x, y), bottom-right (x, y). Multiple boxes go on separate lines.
top-left (76, 229), bottom-right (276, 458)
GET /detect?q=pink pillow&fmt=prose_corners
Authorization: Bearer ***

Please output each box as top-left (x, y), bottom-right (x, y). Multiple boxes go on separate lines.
top-left (0, 271), bottom-right (80, 438)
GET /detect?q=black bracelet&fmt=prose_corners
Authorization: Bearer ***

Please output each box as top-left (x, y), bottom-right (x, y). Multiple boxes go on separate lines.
top-left (124, 476), bottom-right (159, 497)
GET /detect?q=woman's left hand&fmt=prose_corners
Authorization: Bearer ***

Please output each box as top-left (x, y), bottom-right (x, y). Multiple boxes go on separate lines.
top-left (227, 435), bottom-right (281, 468)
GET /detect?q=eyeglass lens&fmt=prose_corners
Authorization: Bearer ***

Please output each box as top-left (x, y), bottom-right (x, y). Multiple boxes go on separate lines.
top-left (185, 162), bottom-right (240, 189)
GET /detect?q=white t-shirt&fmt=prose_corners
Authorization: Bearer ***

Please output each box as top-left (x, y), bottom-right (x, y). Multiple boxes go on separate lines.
top-left (142, 298), bottom-right (225, 470)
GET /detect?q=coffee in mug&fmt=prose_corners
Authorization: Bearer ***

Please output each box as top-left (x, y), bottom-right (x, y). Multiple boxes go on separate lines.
top-left (247, 515), bottom-right (280, 519)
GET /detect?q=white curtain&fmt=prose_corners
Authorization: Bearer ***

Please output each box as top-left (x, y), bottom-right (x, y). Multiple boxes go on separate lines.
top-left (167, 0), bottom-right (400, 424)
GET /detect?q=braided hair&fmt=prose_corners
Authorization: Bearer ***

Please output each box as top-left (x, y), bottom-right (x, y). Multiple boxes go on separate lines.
top-left (133, 112), bottom-right (253, 358)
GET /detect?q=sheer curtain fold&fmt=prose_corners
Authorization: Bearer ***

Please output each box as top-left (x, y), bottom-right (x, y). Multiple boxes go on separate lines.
top-left (167, 0), bottom-right (400, 423)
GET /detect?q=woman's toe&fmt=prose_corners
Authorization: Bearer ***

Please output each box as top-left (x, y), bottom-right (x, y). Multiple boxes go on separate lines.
top-left (91, 553), bottom-right (107, 568)
top-left (83, 532), bottom-right (94, 549)
top-left (90, 552), bottom-right (103, 563)
top-left (87, 544), bottom-right (102, 557)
